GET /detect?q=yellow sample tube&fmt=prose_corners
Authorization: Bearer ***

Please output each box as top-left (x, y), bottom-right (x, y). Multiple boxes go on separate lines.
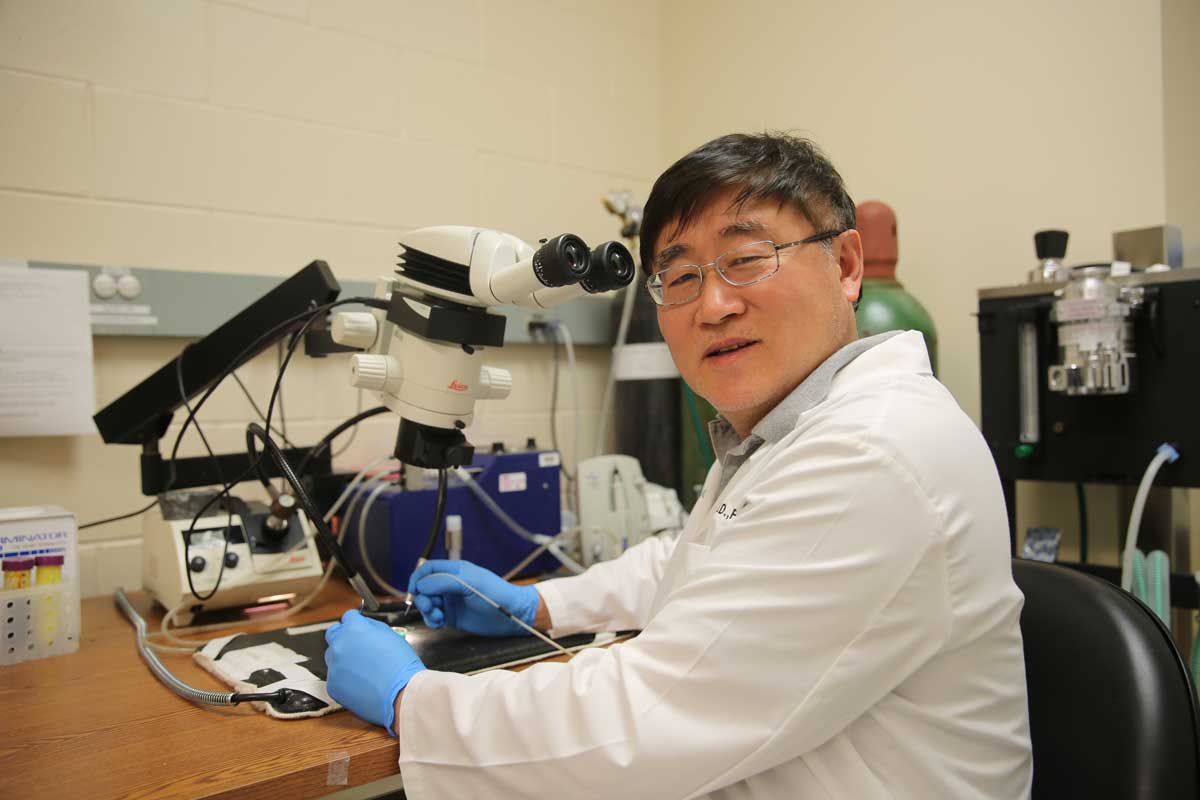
top-left (35, 555), bottom-right (64, 585)
top-left (3, 557), bottom-right (34, 590)
top-left (34, 555), bottom-right (66, 649)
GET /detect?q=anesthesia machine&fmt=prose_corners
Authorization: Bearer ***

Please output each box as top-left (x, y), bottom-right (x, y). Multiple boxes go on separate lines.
top-left (977, 226), bottom-right (1199, 636)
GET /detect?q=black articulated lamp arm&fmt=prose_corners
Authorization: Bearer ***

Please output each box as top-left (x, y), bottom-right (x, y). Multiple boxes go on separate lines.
top-left (94, 260), bottom-right (341, 446)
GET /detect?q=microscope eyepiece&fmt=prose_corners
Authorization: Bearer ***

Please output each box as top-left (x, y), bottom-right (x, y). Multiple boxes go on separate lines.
top-left (580, 241), bottom-right (636, 293)
top-left (532, 233), bottom-right (590, 288)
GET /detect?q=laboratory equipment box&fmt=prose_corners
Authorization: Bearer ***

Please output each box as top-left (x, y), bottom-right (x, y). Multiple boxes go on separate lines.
top-left (340, 450), bottom-right (564, 593)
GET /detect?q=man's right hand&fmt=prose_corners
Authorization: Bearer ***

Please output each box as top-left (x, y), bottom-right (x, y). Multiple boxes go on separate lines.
top-left (408, 559), bottom-right (541, 637)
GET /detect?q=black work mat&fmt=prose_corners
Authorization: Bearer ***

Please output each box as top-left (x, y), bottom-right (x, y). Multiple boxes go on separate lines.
top-left (216, 619), bottom-right (595, 678)
top-left (195, 618), bottom-right (600, 718)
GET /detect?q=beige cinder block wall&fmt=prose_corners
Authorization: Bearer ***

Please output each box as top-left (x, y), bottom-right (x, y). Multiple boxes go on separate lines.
top-left (659, 0), bottom-right (1180, 560)
top-left (1164, 0), bottom-right (1200, 266)
top-left (0, 0), bottom-right (662, 596)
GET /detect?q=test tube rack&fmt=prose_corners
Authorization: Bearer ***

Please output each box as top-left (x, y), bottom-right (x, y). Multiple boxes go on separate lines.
top-left (0, 507), bottom-right (80, 666)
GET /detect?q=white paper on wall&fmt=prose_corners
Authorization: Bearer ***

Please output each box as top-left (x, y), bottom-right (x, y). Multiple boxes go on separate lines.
top-left (0, 268), bottom-right (96, 437)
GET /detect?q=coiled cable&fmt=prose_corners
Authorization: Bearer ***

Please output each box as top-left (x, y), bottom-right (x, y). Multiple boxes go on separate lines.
top-left (115, 587), bottom-right (285, 706)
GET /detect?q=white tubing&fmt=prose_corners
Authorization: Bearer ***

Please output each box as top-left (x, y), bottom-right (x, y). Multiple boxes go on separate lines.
top-left (326, 455), bottom-right (396, 522)
top-left (1121, 444), bottom-right (1180, 592)
top-left (357, 478), bottom-right (407, 598)
top-left (454, 466), bottom-right (586, 574)
top-left (282, 454), bottom-right (397, 555)
top-left (594, 264), bottom-right (640, 458)
top-left (552, 320), bottom-right (581, 488)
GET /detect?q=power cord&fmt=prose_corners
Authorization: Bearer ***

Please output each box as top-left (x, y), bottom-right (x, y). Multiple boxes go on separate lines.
top-left (353, 468), bottom-right (448, 598)
top-left (169, 298), bottom-right (389, 585)
top-left (231, 371), bottom-right (294, 448)
top-left (294, 404), bottom-right (390, 477)
top-left (245, 422), bottom-right (379, 610)
top-left (547, 325), bottom-right (574, 484)
top-left (276, 340), bottom-right (289, 451)
top-left (81, 297), bottom-right (385, 532)
top-left (176, 347), bottom-right (234, 603)
top-left (79, 499), bottom-right (159, 531)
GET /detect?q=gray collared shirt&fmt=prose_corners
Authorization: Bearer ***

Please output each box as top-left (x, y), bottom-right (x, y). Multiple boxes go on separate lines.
top-left (706, 331), bottom-right (901, 495)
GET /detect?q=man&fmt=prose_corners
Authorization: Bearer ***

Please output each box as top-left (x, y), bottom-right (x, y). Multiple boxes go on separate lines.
top-left (325, 132), bottom-right (1033, 798)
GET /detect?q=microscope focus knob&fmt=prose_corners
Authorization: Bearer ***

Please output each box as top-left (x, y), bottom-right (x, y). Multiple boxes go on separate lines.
top-left (332, 312), bottom-right (379, 349)
top-left (478, 366), bottom-right (513, 400)
top-left (350, 354), bottom-right (390, 391)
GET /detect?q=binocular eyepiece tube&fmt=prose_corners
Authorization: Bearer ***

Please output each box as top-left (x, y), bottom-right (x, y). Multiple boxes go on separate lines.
top-left (531, 233), bottom-right (590, 288)
top-left (581, 240), bottom-right (636, 293)
top-left (488, 235), bottom-right (635, 305)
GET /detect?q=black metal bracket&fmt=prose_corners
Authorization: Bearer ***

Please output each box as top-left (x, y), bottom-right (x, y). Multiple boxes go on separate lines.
top-left (140, 446), bottom-right (332, 496)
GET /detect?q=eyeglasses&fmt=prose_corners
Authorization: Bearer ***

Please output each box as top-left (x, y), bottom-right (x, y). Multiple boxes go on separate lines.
top-left (645, 231), bottom-right (844, 307)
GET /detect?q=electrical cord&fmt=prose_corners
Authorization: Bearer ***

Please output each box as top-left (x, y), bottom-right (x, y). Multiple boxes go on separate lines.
top-left (231, 370), bottom-right (294, 448)
top-left (169, 298), bottom-right (389, 597)
top-left (177, 348), bottom-right (234, 604)
top-left (294, 405), bottom-right (390, 477)
top-left (79, 498), bottom-right (159, 530)
top-left (421, 469), bottom-right (449, 561)
top-left (171, 298), bottom-right (380, 473)
top-left (248, 301), bottom-right (342, 494)
top-left (245, 422), bottom-right (378, 610)
top-left (154, 465), bottom-right (577, 667)
top-left (174, 296), bottom-right (386, 489)
top-left (353, 468), bottom-right (448, 598)
top-left (150, 295), bottom-right (385, 611)
top-left (150, 456), bottom-right (397, 651)
top-left (81, 297), bottom-right (385, 533)
top-left (344, 490), bottom-right (578, 657)
top-left (276, 340), bottom-right (289, 452)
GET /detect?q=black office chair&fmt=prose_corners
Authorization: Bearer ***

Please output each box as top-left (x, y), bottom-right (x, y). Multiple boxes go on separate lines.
top-left (1013, 559), bottom-right (1200, 799)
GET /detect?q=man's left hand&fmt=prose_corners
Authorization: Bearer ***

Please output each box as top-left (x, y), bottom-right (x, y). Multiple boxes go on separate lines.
top-left (324, 609), bottom-right (426, 734)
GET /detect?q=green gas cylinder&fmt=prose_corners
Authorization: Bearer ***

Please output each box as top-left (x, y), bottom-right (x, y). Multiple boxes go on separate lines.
top-left (855, 201), bottom-right (938, 375)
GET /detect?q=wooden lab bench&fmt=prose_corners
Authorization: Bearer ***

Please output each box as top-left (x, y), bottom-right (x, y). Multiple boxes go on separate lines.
top-left (0, 583), bottom-right (407, 799)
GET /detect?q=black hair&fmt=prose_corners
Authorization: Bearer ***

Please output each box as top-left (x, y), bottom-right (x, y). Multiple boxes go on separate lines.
top-left (639, 132), bottom-right (856, 271)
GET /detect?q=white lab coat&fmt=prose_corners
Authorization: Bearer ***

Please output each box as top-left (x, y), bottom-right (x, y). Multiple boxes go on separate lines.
top-left (398, 331), bottom-right (1032, 799)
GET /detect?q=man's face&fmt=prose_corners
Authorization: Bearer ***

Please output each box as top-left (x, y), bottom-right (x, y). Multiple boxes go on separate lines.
top-left (652, 190), bottom-right (864, 436)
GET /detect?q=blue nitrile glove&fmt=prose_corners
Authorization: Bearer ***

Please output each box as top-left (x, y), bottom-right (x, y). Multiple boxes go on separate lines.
top-left (407, 559), bottom-right (540, 637)
top-left (324, 609), bottom-right (425, 735)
